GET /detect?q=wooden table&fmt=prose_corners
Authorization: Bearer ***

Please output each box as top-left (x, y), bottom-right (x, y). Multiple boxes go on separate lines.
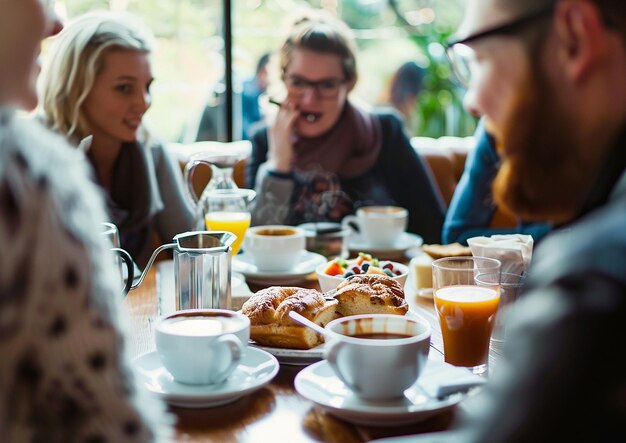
top-left (125, 267), bottom-right (499, 443)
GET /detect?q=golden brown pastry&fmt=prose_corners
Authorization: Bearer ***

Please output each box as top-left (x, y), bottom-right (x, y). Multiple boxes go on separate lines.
top-left (242, 287), bottom-right (338, 349)
top-left (421, 242), bottom-right (472, 259)
top-left (333, 274), bottom-right (408, 316)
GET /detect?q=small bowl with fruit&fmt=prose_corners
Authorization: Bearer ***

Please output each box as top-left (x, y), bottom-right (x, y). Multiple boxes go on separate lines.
top-left (315, 252), bottom-right (409, 293)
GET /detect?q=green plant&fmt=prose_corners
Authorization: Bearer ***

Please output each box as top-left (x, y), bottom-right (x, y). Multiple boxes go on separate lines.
top-left (388, 0), bottom-right (477, 137)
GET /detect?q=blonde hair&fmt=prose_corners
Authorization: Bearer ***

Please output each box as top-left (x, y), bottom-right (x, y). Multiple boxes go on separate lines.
top-left (39, 11), bottom-right (155, 144)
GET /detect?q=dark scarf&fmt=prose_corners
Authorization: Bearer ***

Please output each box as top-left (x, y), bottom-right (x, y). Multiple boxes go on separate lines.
top-left (292, 101), bottom-right (382, 179)
top-left (88, 141), bottom-right (163, 267)
top-left (289, 102), bottom-right (382, 224)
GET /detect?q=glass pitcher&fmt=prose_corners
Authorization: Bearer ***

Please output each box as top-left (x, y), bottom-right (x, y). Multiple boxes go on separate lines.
top-left (184, 152), bottom-right (256, 254)
top-left (131, 231), bottom-right (237, 310)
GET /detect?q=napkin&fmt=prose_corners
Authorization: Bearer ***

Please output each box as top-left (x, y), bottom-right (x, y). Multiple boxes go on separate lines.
top-left (417, 360), bottom-right (486, 399)
top-left (467, 234), bottom-right (534, 275)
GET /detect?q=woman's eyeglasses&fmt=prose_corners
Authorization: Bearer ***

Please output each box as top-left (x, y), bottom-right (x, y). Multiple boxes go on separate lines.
top-left (284, 75), bottom-right (346, 99)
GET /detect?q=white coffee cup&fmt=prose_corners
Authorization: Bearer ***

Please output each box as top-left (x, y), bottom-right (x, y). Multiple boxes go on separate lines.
top-left (324, 314), bottom-right (431, 400)
top-left (155, 309), bottom-right (250, 385)
top-left (342, 206), bottom-right (408, 248)
top-left (244, 225), bottom-right (306, 272)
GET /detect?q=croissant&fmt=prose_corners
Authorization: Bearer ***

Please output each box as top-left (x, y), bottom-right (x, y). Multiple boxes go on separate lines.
top-left (333, 274), bottom-right (408, 316)
top-left (242, 286), bottom-right (338, 349)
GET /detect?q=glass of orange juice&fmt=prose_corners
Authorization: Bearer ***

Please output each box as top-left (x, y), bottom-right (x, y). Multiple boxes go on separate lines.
top-left (203, 189), bottom-right (255, 255)
top-left (432, 257), bottom-right (501, 374)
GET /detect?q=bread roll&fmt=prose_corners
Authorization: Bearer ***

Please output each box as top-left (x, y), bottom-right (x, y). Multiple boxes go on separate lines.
top-left (242, 287), bottom-right (337, 349)
top-left (333, 274), bottom-right (408, 316)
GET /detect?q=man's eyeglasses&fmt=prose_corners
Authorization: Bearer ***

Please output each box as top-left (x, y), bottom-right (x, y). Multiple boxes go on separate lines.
top-left (446, 4), bottom-right (555, 87)
top-left (284, 75), bottom-right (346, 99)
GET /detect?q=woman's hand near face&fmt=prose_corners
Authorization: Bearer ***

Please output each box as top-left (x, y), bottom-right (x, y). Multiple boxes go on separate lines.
top-left (268, 99), bottom-right (299, 174)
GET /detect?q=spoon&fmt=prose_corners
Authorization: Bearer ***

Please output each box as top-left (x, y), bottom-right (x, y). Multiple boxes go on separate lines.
top-left (288, 311), bottom-right (332, 338)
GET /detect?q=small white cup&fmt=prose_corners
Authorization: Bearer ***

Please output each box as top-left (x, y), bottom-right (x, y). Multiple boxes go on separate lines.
top-left (155, 309), bottom-right (250, 385)
top-left (342, 206), bottom-right (408, 248)
top-left (324, 314), bottom-right (431, 400)
top-left (244, 225), bottom-right (306, 272)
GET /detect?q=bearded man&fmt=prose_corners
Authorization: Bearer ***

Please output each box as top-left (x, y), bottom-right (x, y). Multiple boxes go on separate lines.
top-left (404, 0), bottom-right (626, 442)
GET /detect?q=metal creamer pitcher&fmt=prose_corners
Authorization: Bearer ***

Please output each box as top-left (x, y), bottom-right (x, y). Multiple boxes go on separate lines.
top-left (131, 231), bottom-right (237, 310)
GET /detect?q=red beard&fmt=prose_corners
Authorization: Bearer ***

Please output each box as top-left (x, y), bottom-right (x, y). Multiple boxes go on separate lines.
top-left (490, 65), bottom-right (604, 224)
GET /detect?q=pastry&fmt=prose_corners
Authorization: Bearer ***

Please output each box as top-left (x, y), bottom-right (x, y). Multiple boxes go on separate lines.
top-left (333, 274), bottom-right (408, 316)
top-left (242, 286), bottom-right (337, 349)
top-left (421, 242), bottom-right (472, 259)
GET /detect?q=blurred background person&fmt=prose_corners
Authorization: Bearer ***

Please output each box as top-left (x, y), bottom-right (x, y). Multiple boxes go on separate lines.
top-left (40, 11), bottom-right (193, 269)
top-left (0, 1), bottom-right (171, 440)
top-left (246, 9), bottom-right (445, 244)
top-left (242, 52), bottom-right (270, 140)
top-left (378, 60), bottom-right (425, 135)
top-left (442, 120), bottom-right (551, 244)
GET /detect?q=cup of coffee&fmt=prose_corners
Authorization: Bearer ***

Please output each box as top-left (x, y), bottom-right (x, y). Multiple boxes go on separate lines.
top-left (324, 314), bottom-right (431, 400)
top-left (244, 225), bottom-right (306, 272)
top-left (155, 309), bottom-right (250, 385)
top-left (342, 206), bottom-right (408, 248)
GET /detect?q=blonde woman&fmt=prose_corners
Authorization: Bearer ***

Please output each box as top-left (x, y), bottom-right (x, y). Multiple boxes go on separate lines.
top-left (0, 1), bottom-right (171, 440)
top-left (40, 11), bottom-right (193, 268)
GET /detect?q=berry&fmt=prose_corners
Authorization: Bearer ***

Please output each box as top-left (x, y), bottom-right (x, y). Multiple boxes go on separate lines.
top-left (361, 263), bottom-right (370, 272)
top-left (344, 271), bottom-right (355, 278)
top-left (382, 262), bottom-right (394, 270)
top-left (351, 266), bottom-right (361, 274)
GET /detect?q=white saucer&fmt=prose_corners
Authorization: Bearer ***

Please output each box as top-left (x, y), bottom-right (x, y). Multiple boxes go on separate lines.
top-left (250, 342), bottom-right (324, 366)
top-left (294, 360), bottom-right (465, 426)
top-left (233, 251), bottom-right (326, 285)
top-left (348, 232), bottom-right (424, 259)
top-left (133, 347), bottom-right (279, 408)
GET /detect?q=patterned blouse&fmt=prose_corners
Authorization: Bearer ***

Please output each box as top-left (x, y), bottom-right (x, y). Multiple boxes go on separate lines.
top-left (0, 109), bottom-right (173, 442)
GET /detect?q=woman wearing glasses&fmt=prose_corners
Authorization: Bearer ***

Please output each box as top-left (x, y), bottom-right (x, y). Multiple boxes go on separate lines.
top-left (246, 10), bottom-right (445, 244)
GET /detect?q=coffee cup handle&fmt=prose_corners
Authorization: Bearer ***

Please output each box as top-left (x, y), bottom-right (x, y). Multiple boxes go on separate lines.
top-left (214, 334), bottom-right (244, 383)
top-left (341, 215), bottom-right (360, 234)
top-left (324, 340), bottom-right (355, 391)
top-left (111, 247), bottom-right (134, 295)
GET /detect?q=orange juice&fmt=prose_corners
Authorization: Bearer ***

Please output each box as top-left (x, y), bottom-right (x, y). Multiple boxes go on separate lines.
top-left (434, 285), bottom-right (499, 368)
top-left (204, 212), bottom-right (251, 255)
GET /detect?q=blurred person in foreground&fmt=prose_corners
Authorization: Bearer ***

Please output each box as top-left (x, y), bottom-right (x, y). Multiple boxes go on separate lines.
top-left (442, 119), bottom-right (551, 245)
top-left (410, 0), bottom-right (626, 441)
top-left (40, 11), bottom-right (193, 269)
top-left (246, 9), bottom-right (446, 244)
top-left (0, 1), bottom-right (172, 441)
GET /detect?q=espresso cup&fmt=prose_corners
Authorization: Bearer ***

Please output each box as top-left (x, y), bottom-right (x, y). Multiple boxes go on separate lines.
top-left (155, 309), bottom-right (250, 385)
top-left (342, 206), bottom-right (408, 248)
top-left (324, 314), bottom-right (431, 400)
top-left (244, 225), bottom-right (306, 272)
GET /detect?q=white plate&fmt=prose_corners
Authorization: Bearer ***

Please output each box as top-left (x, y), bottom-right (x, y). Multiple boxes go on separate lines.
top-left (294, 360), bottom-right (465, 426)
top-left (133, 347), bottom-right (279, 408)
top-left (233, 251), bottom-right (327, 285)
top-left (248, 311), bottom-right (424, 366)
top-left (348, 232), bottom-right (424, 259)
top-left (250, 342), bottom-right (325, 366)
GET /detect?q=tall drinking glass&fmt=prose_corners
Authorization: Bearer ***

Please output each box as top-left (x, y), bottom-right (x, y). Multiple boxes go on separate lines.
top-left (432, 256), bottom-right (501, 374)
top-left (203, 189), bottom-right (255, 256)
top-left (475, 272), bottom-right (525, 350)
